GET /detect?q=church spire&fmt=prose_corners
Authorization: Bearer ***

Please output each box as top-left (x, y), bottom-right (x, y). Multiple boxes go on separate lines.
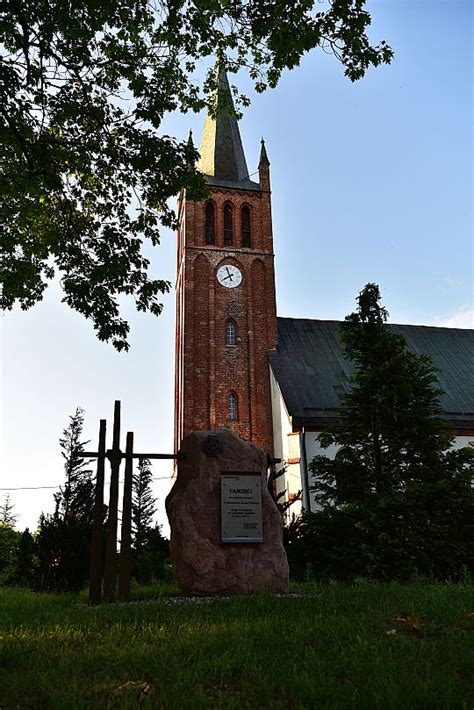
top-left (197, 64), bottom-right (250, 184)
top-left (186, 129), bottom-right (195, 166)
top-left (259, 137), bottom-right (270, 166)
top-left (258, 137), bottom-right (271, 191)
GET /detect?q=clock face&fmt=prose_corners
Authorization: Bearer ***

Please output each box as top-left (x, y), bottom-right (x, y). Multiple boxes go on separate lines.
top-left (217, 264), bottom-right (242, 289)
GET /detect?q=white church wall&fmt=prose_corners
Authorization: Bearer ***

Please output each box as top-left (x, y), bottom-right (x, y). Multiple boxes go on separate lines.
top-left (452, 435), bottom-right (474, 450)
top-left (270, 368), bottom-right (287, 465)
top-left (269, 368), bottom-right (291, 502)
top-left (287, 433), bottom-right (304, 517)
top-left (301, 432), bottom-right (338, 512)
top-left (269, 368), bottom-right (303, 517)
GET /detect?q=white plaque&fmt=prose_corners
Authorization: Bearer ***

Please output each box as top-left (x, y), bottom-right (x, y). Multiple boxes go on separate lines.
top-left (221, 472), bottom-right (263, 543)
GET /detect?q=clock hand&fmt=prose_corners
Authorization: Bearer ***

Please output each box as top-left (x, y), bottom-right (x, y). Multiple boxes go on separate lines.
top-left (225, 267), bottom-right (234, 281)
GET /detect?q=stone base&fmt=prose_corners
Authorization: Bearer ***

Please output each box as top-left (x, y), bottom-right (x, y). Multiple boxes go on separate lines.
top-left (166, 429), bottom-right (289, 595)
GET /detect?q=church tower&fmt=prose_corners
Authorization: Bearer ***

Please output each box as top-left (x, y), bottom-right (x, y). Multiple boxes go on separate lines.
top-left (174, 67), bottom-right (277, 457)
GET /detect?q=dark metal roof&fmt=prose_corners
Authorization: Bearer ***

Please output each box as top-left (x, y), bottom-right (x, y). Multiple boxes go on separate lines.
top-left (203, 175), bottom-right (261, 192)
top-left (198, 66), bottom-right (258, 187)
top-left (269, 318), bottom-right (474, 430)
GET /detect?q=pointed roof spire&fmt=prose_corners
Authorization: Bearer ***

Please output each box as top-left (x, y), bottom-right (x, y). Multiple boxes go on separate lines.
top-left (186, 129), bottom-right (195, 166)
top-left (259, 137), bottom-right (270, 166)
top-left (198, 63), bottom-right (253, 185)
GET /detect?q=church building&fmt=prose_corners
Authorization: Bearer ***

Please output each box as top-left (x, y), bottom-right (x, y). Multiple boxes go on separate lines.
top-left (174, 68), bottom-right (474, 513)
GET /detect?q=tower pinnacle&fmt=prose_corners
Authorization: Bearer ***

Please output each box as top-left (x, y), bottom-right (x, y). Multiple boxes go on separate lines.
top-left (186, 129), bottom-right (195, 166)
top-left (258, 137), bottom-right (271, 191)
top-left (259, 138), bottom-right (270, 166)
top-left (198, 65), bottom-right (258, 188)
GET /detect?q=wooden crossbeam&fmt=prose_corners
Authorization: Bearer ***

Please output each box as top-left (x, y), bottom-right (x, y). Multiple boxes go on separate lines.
top-left (82, 451), bottom-right (179, 460)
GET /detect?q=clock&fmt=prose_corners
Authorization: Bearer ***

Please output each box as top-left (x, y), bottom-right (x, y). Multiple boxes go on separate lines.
top-left (217, 264), bottom-right (242, 289)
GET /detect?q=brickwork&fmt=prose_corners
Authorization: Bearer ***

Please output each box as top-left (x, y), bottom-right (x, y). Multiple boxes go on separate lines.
top-left (174, 178), bottom-right (277, 458)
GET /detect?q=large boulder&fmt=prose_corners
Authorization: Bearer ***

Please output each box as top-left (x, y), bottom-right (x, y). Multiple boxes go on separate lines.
top-left (166, 429), bottom-right (289, 595)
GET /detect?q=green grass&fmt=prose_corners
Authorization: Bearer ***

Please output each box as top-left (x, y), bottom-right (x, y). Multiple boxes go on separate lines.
top-left (0, 581), bottom-right (473, 709)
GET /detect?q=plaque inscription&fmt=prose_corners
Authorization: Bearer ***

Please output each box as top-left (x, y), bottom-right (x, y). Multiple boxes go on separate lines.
top-left (221, 472), bottom-right (263, 543)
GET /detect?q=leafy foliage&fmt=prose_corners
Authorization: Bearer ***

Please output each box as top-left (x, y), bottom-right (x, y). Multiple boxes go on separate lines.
top-left (287, 284), bottom-right (474, 581)
top-left (284, 508), bottom-right (362, 582)
top-left (35, 509), bottom-right (93, 591)
top-left (0, 525), bottom-right (21, 585)
top-left (267, 461), bottom-right (302, 516)
top-left (0, 1), bottom-right (392, 349)
top-left (13, 529), bottom-right (39, 588)
top-left (0, 497), bottom-right (39, 588)
top-left (132, 525), bottom-right (170, 584)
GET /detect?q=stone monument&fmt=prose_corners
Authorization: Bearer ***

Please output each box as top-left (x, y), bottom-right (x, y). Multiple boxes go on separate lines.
top-left (166, 429), bottom-right (289, 595)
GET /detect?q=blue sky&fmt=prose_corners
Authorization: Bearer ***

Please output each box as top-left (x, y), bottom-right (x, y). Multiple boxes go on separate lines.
top-left (1, 0), bottom-right (472, 533)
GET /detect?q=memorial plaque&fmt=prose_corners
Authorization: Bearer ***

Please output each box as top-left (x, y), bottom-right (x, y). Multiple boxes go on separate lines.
top-left (221, 472), bottom-right (263, 543)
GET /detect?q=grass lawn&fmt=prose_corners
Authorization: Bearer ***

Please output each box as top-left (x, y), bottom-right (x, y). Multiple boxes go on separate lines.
top-left (0, 581), bottom-right (473, 708)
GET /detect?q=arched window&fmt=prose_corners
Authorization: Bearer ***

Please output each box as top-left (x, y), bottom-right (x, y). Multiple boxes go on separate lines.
top-left (205, 201), bottom-right (215, 244)
top-left (241, 205), bottom-right (251, 247)
top-left (228, 392), bottom-right (238, 421)
top-left (226, 319), bottom-right (236, 345)
top-left (223, 204), bottom-right (233, 246)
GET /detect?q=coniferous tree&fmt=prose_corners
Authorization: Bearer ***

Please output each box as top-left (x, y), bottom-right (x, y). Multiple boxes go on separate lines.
top-left (289, 284), bottom-right (473, 581)
top-left (131, 458), bottom-right (168, 582)
top-left (0, 494), bottom-right (18, 527)
top-left (0, 495), bottom-right (20, 585)
top-left (57, 407), bottom-right (95, 522)
top-left (36, 407), bottom-right (95, 591)
top-left (132, 458), bottom-right (156, 551)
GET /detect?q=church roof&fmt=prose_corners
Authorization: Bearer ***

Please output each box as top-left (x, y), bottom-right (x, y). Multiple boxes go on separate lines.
top-left (269, 318), bottom-right (474, 430)
top-left (197, 66), bottom-right (260, 191)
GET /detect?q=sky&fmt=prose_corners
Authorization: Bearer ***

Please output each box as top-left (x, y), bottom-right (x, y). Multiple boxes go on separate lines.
top-left (1, 0), bottom-right (472, 535)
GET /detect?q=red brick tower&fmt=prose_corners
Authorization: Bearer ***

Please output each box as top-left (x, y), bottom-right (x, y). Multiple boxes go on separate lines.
top-left (174, 67), bottom-right (277, 457)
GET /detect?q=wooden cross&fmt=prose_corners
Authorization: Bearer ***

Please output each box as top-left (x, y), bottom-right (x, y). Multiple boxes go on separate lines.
top-left (84, 401), bottom-right (178, 605)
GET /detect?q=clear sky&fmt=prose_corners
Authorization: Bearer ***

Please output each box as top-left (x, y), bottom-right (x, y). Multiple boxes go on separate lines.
top-left (1, 0), bottom-right (472, 534)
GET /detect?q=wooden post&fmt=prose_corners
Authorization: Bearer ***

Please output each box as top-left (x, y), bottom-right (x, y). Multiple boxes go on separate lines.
top-left (103, 400), bottom-right (121, 602)
top-left (118, 431), bottom-right (134, 602)
top-left (89, 419), bottom-right (106, 605)
top-left (82, 399), bottom-right (180, 605)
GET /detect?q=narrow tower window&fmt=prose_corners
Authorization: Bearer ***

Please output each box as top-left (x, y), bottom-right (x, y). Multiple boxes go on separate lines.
top-left (228, 393), bottom-right (238, 421)
top-left (241, 205), bottom-right (251, 247)
top-left (226, 319), bottom-right (236, 345)
top-left (205, 201), bottom-right (215, 244)
top-left (224, 204), bottom-right (233, 245)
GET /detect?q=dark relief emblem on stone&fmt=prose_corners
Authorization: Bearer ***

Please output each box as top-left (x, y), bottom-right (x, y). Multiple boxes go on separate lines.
top-left (202, 435), bottom-right (223, 458)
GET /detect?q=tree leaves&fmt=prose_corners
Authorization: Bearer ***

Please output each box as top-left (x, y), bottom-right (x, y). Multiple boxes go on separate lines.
top-left (0, 2), bottom-right (393, 348)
